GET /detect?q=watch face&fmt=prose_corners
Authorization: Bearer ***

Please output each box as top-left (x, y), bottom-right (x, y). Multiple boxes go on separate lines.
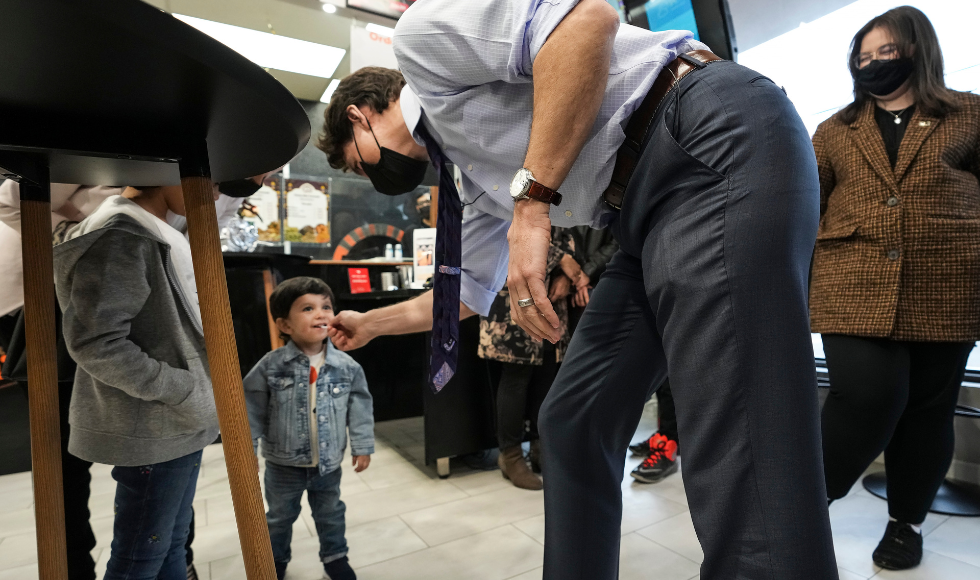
top-left (510, 168), bottom-right (532, 199)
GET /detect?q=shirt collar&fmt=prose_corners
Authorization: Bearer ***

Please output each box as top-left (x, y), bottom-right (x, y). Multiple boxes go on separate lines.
top-left (399, 84), bottom-right (425, 147)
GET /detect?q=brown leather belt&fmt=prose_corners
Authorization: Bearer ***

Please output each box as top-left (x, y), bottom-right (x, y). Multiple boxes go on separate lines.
top-left (602, 49), bottom-right (722, 210)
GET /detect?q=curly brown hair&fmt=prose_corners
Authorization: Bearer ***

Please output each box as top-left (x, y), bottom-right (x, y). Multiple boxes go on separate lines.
top-left (316, 67), bottom-right (406, 172)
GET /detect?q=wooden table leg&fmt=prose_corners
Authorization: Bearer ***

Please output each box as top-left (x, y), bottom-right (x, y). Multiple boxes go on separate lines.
top-left (180, 149), bottom-right (276, 580)
top-left (20, 172), bottom-right (69, 580)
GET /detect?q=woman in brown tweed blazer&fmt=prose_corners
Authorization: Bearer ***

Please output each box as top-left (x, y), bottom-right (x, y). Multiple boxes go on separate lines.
top-left (812, 7), bottom-right (980, 571)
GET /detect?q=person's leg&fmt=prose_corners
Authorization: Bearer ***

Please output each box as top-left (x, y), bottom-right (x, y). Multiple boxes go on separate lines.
top-left (58, 381), bottom-right (96, 580)
top-left (263, 461), bottom-right (308, 569)
top-left (655, 379), bottom-right (678, 444)
top-left (885, 342), bottom-right (974, 524)
top-left (184, 509), bottom-right (194, 569)
top-left (622, 61), bottom-right (836, 578)
top-left (820, 336), bottom-right (910, 500)
top-left (156, 453), bottom-right (202, 580)
top-left (539, 251), bottom-right (668, 579)
top-left (527, 342), bottom-right (558, 473)
top-left (103, 450), bottom-right (202, 580)
top-left (496, 362), bottom-right (534, 449)
top-left (308, 467), bottom-right (355, 579)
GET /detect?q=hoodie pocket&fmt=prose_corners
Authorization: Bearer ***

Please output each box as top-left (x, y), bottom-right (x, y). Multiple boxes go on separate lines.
top-left (171, 356), bottom-right (218, 435)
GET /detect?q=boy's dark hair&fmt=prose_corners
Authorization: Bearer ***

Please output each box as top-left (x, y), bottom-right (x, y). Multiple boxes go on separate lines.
top-left (840, 6), bottom-right (957, 124)
top-left (316, 67), bottom-right (406, 172)
top-left (269, 277), bottom-right (336, 323)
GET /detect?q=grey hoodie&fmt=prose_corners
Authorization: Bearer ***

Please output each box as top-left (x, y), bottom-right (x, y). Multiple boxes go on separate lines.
top-left (53, 196), bottom-right (219, 466)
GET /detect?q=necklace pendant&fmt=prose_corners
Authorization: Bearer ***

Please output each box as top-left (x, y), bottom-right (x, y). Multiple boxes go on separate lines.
top-left (894, 117), bottom-right (902, 125)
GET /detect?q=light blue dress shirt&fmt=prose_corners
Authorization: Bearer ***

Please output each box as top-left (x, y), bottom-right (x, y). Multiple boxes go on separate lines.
top-left (394, 0), bottom-right (706, 315)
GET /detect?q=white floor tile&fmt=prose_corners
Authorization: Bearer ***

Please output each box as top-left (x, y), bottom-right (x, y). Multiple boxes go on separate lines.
top-left (341, 480), bottom-right (468, 528)
top-left (619, 533), bottom-right (701, 580)
top-left (506, 567), bottom-right (542, 580)
top-left (873, 548), bottom-right (980, 579)
top-left (837, 567), bottom-right (867, 580)
top-left (399, 486), bottom-right (544, 546)
top-left (0, 531), bottom-right (37, 569)
top-left (357, 459), bottom-right (437, 491)
top-left (512, 515), bottom-right (545, 545)
top-left (920, 515), bottom-right (980, 568)
top-left (355, 525), bottom-right (543, 580)
top-left (636, 511), bottom-right (703, 564)
top-left (449, 468), bottom-right (513, 497)
top-left (347, 517), bottom-right (428, 567)
top-left (0, 507), bottom-right (34, 539)
top-left (0, 562), bottom-right (37, 580)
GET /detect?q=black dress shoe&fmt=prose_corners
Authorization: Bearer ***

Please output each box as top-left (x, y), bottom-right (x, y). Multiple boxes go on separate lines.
top-left (873, 521), bottom-right (922, 570)
top-left (275, 561), bottom-right (287, 580)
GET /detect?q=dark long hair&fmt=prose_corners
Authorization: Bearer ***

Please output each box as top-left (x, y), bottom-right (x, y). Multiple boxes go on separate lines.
top-left (840, 6), bottom-right (958, 124)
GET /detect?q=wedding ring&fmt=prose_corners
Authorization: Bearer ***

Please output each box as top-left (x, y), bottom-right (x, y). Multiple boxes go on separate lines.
top-left (517, 298), bottom-right (535, 308)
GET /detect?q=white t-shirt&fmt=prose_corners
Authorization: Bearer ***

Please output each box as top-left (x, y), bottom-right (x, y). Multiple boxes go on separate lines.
top-left (307, 347), bottom-right (327, 466)
top-left (154, 218), bottom-right (202, 326)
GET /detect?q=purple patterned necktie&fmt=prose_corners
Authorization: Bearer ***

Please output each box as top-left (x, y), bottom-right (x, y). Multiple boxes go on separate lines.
top-left (415, 122), bottom-right (462, 393)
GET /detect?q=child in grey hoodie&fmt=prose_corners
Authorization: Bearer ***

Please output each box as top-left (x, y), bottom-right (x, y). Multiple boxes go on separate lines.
top-left (54, 185), bottom-right (219, 580)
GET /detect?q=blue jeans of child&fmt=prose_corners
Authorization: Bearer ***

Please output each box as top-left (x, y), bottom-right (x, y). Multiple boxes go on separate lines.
top-left (104, 450), bottom-right (202, 580)
top-left (264, 461), bottom-right (347, 565)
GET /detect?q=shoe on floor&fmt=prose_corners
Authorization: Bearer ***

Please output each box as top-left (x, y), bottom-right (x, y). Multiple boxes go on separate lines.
top-left (873, 521), bottom-right (923, 570)
top-left (275, 561), bottom-right (287, 580)
top-left (629, 433), bottom-right (657, 456)
top-left (186, 564), bottom-right (199, 580)
top-left (324, 556), bottom-right (357, 580)
top-left (630, 434), bottom-right (678, 484)
top-left (498, 445), bottom-right (543, 490)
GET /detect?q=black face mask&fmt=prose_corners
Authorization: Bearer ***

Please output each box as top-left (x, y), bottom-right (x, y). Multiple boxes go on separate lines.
top-left (354, 120), bottom-right (429, 196)
top-left (854, 58), bottom-right (914, 97)
top-left (217, 178), bottom-right (263, 198)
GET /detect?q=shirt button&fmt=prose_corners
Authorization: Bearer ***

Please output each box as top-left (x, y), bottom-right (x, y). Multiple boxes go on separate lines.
top-left (564, 210), bottom-right (572, 218)
top-left (887, 249), bottom-right (900, 260)
top-left (333, 387), bottom-right (340, 394)
top-left (886, 196), bottom-right (899, 207)
top-left (321, 443), bottom-right (326, 448)
top-left (467, 164), bottom-right (473, 171)
top-left (493, 185), bottom-right (499, 191)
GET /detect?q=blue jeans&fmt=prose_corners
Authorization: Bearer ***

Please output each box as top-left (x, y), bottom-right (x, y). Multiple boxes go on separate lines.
top-left (104, 450), bottom-right (202, 580)
top-left (264, 462), bottom-right (347, 565)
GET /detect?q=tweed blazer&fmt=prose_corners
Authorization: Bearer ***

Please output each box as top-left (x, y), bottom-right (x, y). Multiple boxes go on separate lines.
top-left (810, 92), bottom-right (980, 341)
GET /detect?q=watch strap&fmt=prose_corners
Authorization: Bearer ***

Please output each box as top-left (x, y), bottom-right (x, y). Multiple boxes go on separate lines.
top-left (526, 181), bottom-right (563, 206)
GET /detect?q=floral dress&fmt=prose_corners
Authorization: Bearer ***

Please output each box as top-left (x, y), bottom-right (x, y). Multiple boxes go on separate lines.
top-left (477, 227), bottom-right (575, 365)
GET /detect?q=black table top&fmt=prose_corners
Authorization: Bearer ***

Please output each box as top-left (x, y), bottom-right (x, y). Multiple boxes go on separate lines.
top-left (0, 0), bottom-right (310, 186)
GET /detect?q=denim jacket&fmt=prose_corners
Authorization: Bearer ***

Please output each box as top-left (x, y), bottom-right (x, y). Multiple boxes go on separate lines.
top-left (244, 340), bottom-right (374, 474)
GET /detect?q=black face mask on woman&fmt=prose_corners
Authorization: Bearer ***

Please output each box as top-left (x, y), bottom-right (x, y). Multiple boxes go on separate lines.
top-left (353, 120), bottom-right (429, 196)
top-left (854, 57), bottom-right (914, 97)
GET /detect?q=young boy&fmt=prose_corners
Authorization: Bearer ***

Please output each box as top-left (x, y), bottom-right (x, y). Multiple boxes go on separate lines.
top-left (53, 185), bottom-right (220, 580)
top-left (245, 277), bottom-right (374, 580)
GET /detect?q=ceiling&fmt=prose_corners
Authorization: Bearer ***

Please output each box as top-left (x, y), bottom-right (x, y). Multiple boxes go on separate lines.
top-left (143, 0), bottom-right (863, 102)
top-left (144, 0), bottom-right (398, 101)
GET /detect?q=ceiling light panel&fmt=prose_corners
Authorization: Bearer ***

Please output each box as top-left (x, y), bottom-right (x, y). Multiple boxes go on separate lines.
top-left (320, 79), bottom-right (341, 103)
top-left (174, 14), bottom-right (346, 79)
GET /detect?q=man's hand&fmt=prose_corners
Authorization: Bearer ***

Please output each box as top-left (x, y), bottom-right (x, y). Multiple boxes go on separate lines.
top-left (549, 273), bottom-right (572, 302)
top-left (352, 455), bottom-right (371, 473)
top-left (327, 311), bottom-right (374, 351)
top-left (507, 201), bottom-right (561, 343)
top-left (572, 285), bottom-right (591, 308)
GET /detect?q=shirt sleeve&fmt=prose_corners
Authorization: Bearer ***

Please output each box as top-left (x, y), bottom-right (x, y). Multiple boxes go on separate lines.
top-left (460, 205), bottom-right (510, 317)
top-left (393, 0), bottom-right (582, 95)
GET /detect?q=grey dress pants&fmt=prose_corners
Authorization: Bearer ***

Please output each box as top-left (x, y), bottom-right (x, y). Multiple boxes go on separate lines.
top-left (538, 60), bottom-right (838, 579)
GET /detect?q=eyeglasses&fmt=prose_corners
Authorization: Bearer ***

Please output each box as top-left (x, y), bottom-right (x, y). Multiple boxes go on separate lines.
top-left (855, 43), bottom-right (900, 69)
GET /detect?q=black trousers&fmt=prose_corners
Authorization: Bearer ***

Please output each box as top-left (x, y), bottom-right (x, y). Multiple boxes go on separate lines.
top-left (821, 335), bottom-right (972, 523)
top-left (495, 342), bottom-right (558, 449)
top-left (19, 381), bottom-right (96, 580)
top-left (656, 379), bottom-right (678, 443)
top-left (538, 61), bottom-right (837, 579)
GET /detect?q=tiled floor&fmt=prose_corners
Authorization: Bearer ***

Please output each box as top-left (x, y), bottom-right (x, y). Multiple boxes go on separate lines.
top-left (2, 404), bottom-right (979, 580)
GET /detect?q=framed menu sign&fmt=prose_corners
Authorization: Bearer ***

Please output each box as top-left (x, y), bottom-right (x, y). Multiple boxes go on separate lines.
top-left (243, 176), bottom-right (282, 243)
top-left (285, 180), bottom-right (330, 244)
